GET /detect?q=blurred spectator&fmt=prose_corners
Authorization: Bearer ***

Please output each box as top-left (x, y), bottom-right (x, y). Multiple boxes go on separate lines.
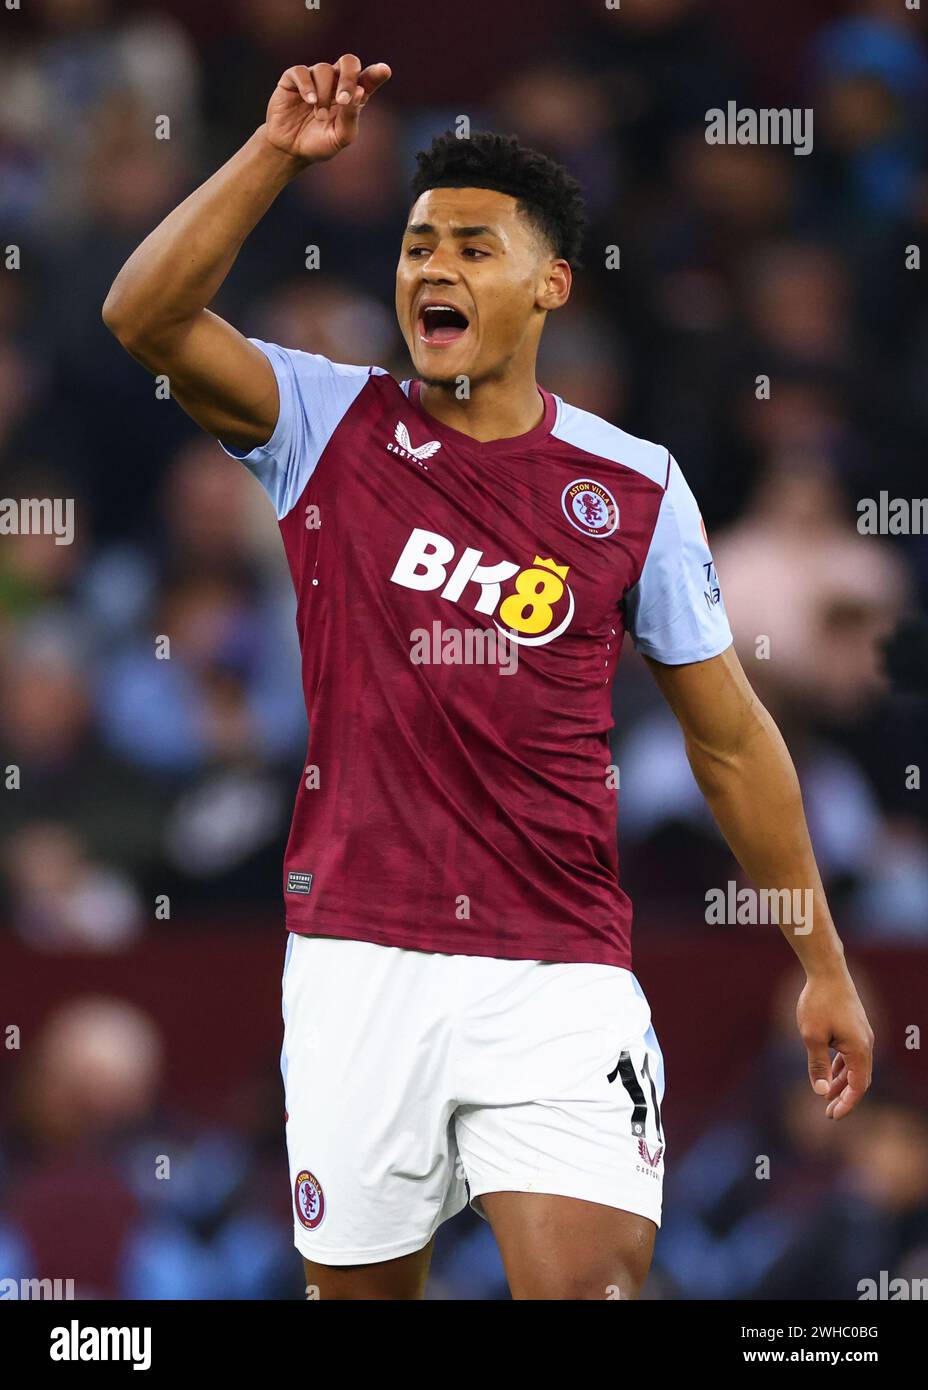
top-left (618, 457), bottom-right (928, 937)
top-left (656, 965), bottom-right (891, 1299)
top-left (2, 997), bottom-right (298, 1298)
top-left (4, 822), bottom-right (143, 951)
top-left (757, 1099), bottom-right (928, 1299)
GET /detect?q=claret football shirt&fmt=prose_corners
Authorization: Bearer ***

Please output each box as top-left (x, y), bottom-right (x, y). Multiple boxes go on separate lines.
top-left (222, 340), bottom-right (732, 968)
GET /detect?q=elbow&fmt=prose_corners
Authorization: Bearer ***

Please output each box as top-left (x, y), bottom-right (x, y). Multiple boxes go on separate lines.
top-left (102, 274), bottom-right (153, 351)
top-left (101, 286), bottom-right (135, 346)
top-left (102, 285), bottom-right (185, 362)
top-left (102, 290), bottom-right (166, 361)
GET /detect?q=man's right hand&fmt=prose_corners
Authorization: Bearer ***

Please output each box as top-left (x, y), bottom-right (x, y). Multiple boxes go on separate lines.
top-left (266, 56), bottom-right (392, 166)
top-left (103, 55), bottom-right (391, 454)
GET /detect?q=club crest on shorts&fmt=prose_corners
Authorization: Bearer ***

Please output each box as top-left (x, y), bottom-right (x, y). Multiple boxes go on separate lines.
top-left (294, 1169), bottom-right (326, 1230)
top-left (561, 478), bottom-right (619, 537)
top-left (637, 1139), bottom-right (664, 1168)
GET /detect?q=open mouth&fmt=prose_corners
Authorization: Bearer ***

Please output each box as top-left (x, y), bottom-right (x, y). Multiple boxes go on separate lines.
top-left (418, 302), bottom-right (470, 345)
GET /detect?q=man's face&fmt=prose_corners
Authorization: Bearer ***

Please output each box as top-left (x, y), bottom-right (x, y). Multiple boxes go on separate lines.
top-left (395, 186), bottom-right (568, 388)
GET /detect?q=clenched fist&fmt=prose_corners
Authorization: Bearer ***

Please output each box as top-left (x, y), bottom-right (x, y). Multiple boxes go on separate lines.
top-left (266, 55), bottom-right (392, 165)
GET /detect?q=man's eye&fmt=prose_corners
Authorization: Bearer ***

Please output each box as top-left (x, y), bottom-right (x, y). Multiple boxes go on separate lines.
top-left (406, 246), bottom-right (429, 257)
top-left (462, 247), bottom-right (488, 258)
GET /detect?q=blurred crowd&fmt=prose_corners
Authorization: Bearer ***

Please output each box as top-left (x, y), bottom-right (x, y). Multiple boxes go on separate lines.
top-left (1, 0), bottom-right (926, 1298)
top-left (2, 965), bottom-right (925, 1300)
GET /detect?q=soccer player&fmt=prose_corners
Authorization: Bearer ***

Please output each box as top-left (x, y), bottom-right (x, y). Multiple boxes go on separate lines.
top-left (103, 56), bottom-right (874, 1300)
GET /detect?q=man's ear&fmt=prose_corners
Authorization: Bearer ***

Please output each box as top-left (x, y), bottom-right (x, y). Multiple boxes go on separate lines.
top-left (537, 258), bottom-right (572, 312)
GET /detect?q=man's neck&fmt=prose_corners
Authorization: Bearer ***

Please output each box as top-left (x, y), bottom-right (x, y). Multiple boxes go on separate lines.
top-left (417, 371), bottom-right (544, 443)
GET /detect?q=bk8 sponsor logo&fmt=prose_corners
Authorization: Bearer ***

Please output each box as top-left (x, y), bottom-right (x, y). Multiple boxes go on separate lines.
top-left (390, 527), bottom-right (575, 648)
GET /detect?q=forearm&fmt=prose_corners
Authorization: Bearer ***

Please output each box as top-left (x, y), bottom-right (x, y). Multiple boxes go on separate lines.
top-left (647, 644), bottom-right (871, 1113)
top-left (102, 126), bottom-right (306, 346)
top-left (686, 702), bottom-right (847, 976)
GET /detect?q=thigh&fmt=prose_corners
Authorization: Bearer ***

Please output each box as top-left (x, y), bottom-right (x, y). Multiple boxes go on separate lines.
top-left (281, 933), bottom-right (467, 1271)
top-left (302, 1240), bottom-right (434, 1301)
top-left (455, 961), bottom-right (666, 1295)
top-left (480, 1192), bottom-right (655, 1299)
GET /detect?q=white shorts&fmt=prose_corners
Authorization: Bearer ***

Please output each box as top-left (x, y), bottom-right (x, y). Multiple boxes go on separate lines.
top-left (280, 933), bottom-right (666, 1265)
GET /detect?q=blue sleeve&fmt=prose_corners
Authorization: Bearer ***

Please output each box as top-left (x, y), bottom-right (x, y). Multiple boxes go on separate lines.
top-left (219, 339), bottom-right (377, 519)
top-left (624, 455), bottom-right (733, 664)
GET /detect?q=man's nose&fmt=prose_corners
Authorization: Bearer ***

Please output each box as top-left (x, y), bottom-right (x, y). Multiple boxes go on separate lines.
top-left (420, 247), bottom-right (459, 281)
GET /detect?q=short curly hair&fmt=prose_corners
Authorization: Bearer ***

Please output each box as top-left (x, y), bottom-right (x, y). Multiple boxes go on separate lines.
top-left (410, 130), bottom-right (587, 268)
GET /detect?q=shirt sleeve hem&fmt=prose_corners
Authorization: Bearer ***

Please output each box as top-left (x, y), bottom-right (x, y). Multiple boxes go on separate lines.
top-left (631, 633), bottom-right (734, 666)
top-left (217, 340), bottom-right (288, 463)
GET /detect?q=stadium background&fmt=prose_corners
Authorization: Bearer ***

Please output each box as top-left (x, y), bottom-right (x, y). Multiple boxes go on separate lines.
top-left (1, 0), bottom-right (926, 1299)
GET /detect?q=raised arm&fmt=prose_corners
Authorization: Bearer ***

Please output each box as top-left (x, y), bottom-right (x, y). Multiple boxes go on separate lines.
top-left (102, 56), bottom-right (391, 453)
top-left (645, 644), bottom-right (874, 1120)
